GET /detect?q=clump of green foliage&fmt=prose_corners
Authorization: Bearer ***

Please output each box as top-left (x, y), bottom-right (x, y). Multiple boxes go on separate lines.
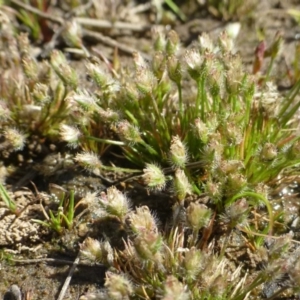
top-left (73, 29), bottom-right (300, 299)
top-left (0, 182), bottom-right (17, 214)
top-left (93, 29), bottom-right (300, 231)
top-left (2, 4), bottom-right (300, 299)
top-left (75, 30), bottom-right (300, 298)
top-left (32, 189), bottom-right (76, 234)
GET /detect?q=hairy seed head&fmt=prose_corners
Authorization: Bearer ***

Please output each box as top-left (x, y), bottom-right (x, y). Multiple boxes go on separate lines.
top-left (50, 50), bottom-right (78, 87)
top-left (261, 143), bottom-right (277, 161)
top-left (134, 230), bottom-right (163, 261)
top-left (152, 27), bottom-right (166, 51)
top-left (80, 237), bottom-right (113, 265)
top-left (128, 206), bottom-right (158, 234)
top-left (169, 135), bottom-right (188, 168)
top-left (167, 55), bottom-right (182, 84)
top-left (166, 30), bottom-right (180, 55)
top-left (186, 203), bottom-right (212, 231)
top-left (218, 31), bottom-right (234, 53)
top-left (4, 127), bottom-right (26, 151)
top-left (75, 151), bottom-right (102, 172)
top-left (62, 20), bottom-right (82, 48)
top-left (117, 120), bottom-right (142, 144)
top-left (198, 32), bottom-right (214, 53)
top-left (223, 198), bottom-right (249, 227)
top-left (143, 163), bottom-right (166, 191)
top-left (99, 186), bottom-right (131, 220)
top-left (174, 169), bottom-right (192, 202)
top-left (32, 83), bottom-right (50, 103)
top-left (59, 124), bottom-right (81, 148)
top-left (162, 275), bottom-right (190, 300)
top-left (183, 247), bottom-right (203, 279)
top-left (105, 272), bottom-right (133, 299)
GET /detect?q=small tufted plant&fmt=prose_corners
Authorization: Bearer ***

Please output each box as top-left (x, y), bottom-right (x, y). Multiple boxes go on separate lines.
top-left (2, 7), bottom-right (300, 298)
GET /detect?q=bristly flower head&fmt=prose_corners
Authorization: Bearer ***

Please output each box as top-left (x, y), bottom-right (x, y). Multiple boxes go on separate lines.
top-left (254, 82), bottom-right (280, 107)
top-left (128, 206), bottom-right (158, 234)
top-left (205, 132), bottom-right (224, 161)
top-left (173, 169), bottom-right (192, 202)
top-left (50, 50), bottom-right (78, 87)
top-left (59, 124), bottom-right (81, 148)
top-left (167, 55), bottom-right (182, 84)
top-left (86, 61), bottom-right (108, 88)
top-left (17, 31), bottom-right (30, 54)
top-left (98, 108), bottom-right (119, 123)
top-left (99, 186), bottom-right (131, 220)
top-left (183, 247), bottom-right (203, 279)
top-left (123, 82), bottom-right (140, 103)
top-left (166, 30), bottom-right (180, 55)
top-left (62, 20), bottom-right (82, 48)
top-left (80, 237), bottom-right (113, 265)
top-left (134, 230), bottom-right (163, 261)
top-left (21, 53), bottom-right (38, 81)
top-left (65, 90), bottom-right (98, 114)
top-left (152, 26), bottom-right (166, 51)
top-left (4, 127), bottom-right (26, 151)
top-left (135, 69), bottom-right (156, 94)
top-left (105, 272), bottom-right (133, 299)
top-left (222, 121), bottom-right (243, 145)
top-left (143, 163), bottom-right (166, 191)
top-left (169, 135), bottom-right (188, 168)
top-left (152, 51), bottom-right (166, 80)
top-left (261, 143), bottom-right (277, 161)
top-left (194, 118), bottom-right (209, 144)
top-left (117, 120), bottom-right (142, 144)
top-left (205, 180), bottom-right (222, 201)
top-left (218, 31), bottom-right (234, 53)
top-left (162, 275), bottom-right (190, 300)
top-left (186, 203), bottom-right (212, 231)
top-left (86, 62), bottom-right (120, 93)
top-left (133, 54), bottom-right (157, 95)
top-left (224, 54), bottom-right (243, 94)
top-left (198, 32), bottom-right (214, 53)
top-left (74, 151), bottom-right (102, 174)
top-left (32, 83), bottom-right (50, 104)
top-left (133, 51), bottom-right (148, 69)
top-left (185, 48), bottom-right (204, 80)
top-left (222, 198), bottom-right (249, 228)
top-left (226, 173), bottom-right (247, 193)
top-left (219, 159), bottom-right (244, 175)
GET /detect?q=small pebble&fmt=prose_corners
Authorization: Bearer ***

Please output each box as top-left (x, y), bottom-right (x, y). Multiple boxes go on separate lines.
top-left (3, 285), bottom-right (22, 300)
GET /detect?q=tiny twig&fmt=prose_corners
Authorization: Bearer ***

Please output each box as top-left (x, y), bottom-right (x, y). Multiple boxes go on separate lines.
top-left (82, 29), bottom-right (150, 59)
top-left (11, 258), bottom-right (76, 265)
top-left (76, 18), bottom-right (150, 32)
top-left (125, 2), bottom-right (152, 14)
top-left (57, 254), bottom-right (80, 300)
top-left (11, 257), bottom-right (104, 267)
